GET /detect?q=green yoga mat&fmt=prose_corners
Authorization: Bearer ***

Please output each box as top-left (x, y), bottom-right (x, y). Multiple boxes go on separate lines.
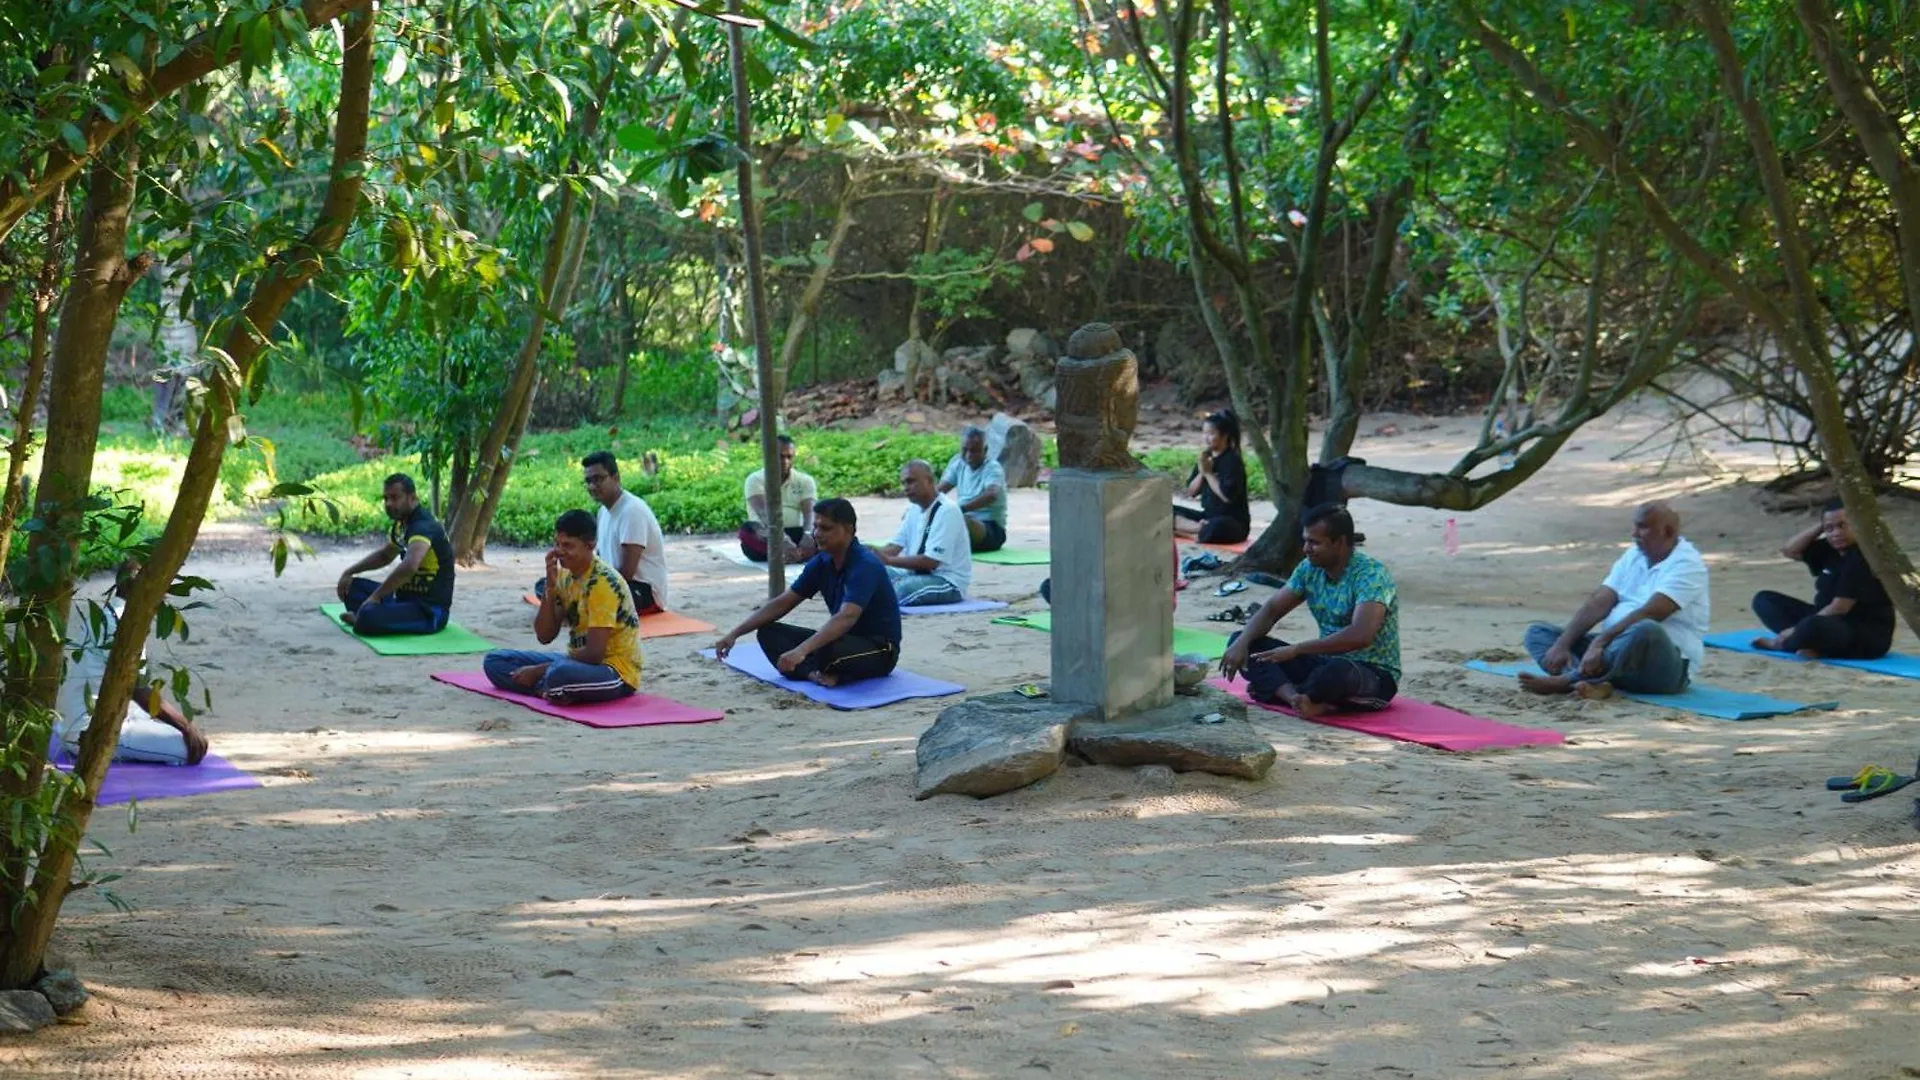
top-left (974, 547), bottom-right (1051, 566)
top-left (320, 603), bottom-right (495, 655)
top-left (991, 610), bottom-right (1231, 660)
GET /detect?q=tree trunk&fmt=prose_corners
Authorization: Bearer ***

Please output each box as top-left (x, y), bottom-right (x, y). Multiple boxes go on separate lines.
top-left (0, 189), bottom-right (69, 573)
top-left (0, 8), bottom-right (373, 988)
top-left (774, 167), bottom-right (862, 397)
top-left (730, 0), bottom-right (787, 596)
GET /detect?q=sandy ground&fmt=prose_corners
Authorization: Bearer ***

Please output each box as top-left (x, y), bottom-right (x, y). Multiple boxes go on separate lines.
top-left (5, 405), bottom-right (1919, 1080)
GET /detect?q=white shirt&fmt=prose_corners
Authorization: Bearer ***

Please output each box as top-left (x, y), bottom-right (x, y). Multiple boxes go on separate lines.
top-left (1600, 537), bottom-right (1711, 668)
top-left (598, 490), bottom-right (669, 609)
top-left (888, 495), bottom-right (973, 595)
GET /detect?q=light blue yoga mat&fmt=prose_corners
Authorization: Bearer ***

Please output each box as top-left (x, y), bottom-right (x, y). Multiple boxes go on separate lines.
top-left (901, 597), bottom-right (1010, 616)
top-left (1704, 629), bottom-right (1920, 681)
top-left (1463, 659), bottom-right (1839, 721)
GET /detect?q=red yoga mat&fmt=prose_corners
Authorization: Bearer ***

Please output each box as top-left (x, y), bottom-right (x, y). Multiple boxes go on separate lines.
top-left (432, 670), bottom-right (723, 728)
top-left (1208, 678), bottom-right (1564, 752)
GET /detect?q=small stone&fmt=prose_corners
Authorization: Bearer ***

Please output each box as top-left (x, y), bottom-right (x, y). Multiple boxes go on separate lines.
top-left (914, 692), bottom-right (1094, 799)
top-left (1136, 764), bottom-right (1177, 790)
top-left (476, 718), bottom-right (510, 732)
top-left (31, 971), bottom-right (87, 1016)
top-left (1005, 328), bottom-right (1056, 358)
top-left (0, 989), bottom-right (56, 1033)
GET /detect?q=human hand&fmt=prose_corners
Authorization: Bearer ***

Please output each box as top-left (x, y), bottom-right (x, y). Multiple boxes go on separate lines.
top-left (1579, 641), bottom-right (1609, 678)
top-left (1252, 644), bottom-right (1297, 665)
top-left (712, 634), bottom-right (737, 660)
top-left (777, 647), bottom-right (807, 674)
top-left (1541, 642), bottom-right (1574, 675)
top-left (544, 548), bottom-right (563, 590)
top-left (511, 664), bottom-right (544, 689)
top-left (180, 722), bottom-right (209, 766)
top-left (1220, 639), bottom-right (1249, 681)
top-left (1199, 450), bottom-right (1215, 475)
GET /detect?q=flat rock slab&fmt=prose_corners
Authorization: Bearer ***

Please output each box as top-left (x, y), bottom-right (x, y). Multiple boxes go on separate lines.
top-left (1068, 686), bottom-right (1276, 780)
top-left (0, 988), bottom-right (56, 1033)
top-left (915, 692), bottom-right (1095, 799)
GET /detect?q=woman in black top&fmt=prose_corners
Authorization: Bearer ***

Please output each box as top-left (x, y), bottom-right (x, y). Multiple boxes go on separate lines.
top-left (1173, 410), bottom-right (1251, 544)
top-left (1751, 499), bottom-right (1895, 659)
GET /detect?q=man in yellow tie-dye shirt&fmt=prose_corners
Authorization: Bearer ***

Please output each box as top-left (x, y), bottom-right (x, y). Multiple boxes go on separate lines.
top-left (483, 510), bottom-right (642, 704)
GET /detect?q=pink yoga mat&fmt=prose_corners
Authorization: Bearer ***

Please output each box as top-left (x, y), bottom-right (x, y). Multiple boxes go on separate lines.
top-left (432, 670), bottom-right (723, 728)
top-left (1208, 678), bottom-right (1564, 752)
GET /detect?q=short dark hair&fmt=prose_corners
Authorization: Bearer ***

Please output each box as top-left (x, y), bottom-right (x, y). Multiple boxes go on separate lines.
top-left (777, 434), bottom-right (795, 448)
top-left (581, 450), bottom-right (618, 476)
top-left (1204, 409), bottom-right (1241, 449)
top-left (1822, 497), bottom-right (1845, 514)
top-left (384, 473), bottom-right (416, 495)
top-left (1302, 502), bottom-right (1364, 546)
top-left (555, 508), bottom-right (597, 541)
top-left (814, 497), bottom-right (856, 528)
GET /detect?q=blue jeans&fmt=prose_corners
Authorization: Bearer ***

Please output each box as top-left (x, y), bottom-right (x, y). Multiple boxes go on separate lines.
top-left (482, 648), bottom-right (635, 705)
top-left (888, 568), bottom-right (963, 607)
top-left (1524, 621), bottom-right (1690, 694)
top-left (346, 577), bottom-right (449, 636)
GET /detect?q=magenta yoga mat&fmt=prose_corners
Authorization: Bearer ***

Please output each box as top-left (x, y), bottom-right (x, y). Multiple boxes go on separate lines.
top-left (431, 670), bottom-right (724, 728)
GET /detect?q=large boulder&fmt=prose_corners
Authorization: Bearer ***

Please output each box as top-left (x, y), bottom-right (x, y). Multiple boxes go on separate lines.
top-left (988, 413), bottom-right (1044, 488)
top-left (1005, 327), bottom-right (1058, 361)
top-left (1067, 685), bottom-right (1276, 780)
top-left (894, 338), bottom-right (938, 375)
top-left (915, 692), bottom-right (1093, 799)
top-left (33, 970), bottom-right (88, 1016)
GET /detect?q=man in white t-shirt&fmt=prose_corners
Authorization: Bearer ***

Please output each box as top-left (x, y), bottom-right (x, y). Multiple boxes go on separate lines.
top-left (1518, 501), bottom-right (1708, 698)
top-left (580, 451), bottom-right (668, 612)
top-left (57, 578), bottom-right (209, 767)
top-left (739, 434), bottom-right (818, 563)
top-left (873, 459), bottom-right (973, 607)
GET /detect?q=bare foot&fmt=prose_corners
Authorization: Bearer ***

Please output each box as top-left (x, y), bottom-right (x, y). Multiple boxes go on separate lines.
top-left (1574, 680), bottom-right (1615, 701)
top-left (1518, 671), bottom-right (1575, 695)
top-left (1794, 648), bottom-right (1821, 660)
top-left (806, 671), bottom-right (839, 688)
top-left (1293, 696), bottom-right (1330, 719)
top-left (1751, 635), bottom-right (1780, 651)
top-left (340, 611), bottom-right (357, 627)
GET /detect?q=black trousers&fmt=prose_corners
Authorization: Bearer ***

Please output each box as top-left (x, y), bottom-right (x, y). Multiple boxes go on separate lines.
top-left (756, 621), bottom-right (899, 684)
top-left (1228, 631), bottom-right (1397, 710)
top-left (1174, 505), bottom-right (1250, 544)
top-left (1752, 590), bottom-right (1892, 659)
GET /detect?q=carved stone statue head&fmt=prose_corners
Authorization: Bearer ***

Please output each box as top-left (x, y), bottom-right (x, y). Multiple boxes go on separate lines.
top-left (1054, 322), bottom-right (1140, 471)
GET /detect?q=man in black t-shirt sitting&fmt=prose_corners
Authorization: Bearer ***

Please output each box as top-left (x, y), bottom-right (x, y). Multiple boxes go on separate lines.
top-left (334, 473), bottom-right (457, 636)
top-left (1751, 498), bottom-right (1895, 660)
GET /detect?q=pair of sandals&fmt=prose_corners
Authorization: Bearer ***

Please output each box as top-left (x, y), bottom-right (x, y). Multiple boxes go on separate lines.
top-left (1826, 755), bottom-right (1919, 803)
top-left (1207, 602), bottom-right (1252, 624)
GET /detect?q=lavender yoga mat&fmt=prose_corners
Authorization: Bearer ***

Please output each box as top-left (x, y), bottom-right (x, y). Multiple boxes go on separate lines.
top-left (53, 753), bottom-right (263, 807)
top-left (431, 670), bottom-right (724, 728)
top-left (1209, 678), bottom-right (1565, 752)
top-left (901, 598), bottom-right (1010, 616)
top-left (701, 646), bottom-right (964, 710)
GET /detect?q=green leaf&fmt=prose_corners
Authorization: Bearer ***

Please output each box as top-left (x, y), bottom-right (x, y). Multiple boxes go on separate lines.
top-left (383, 47), bottom-right (409, 86)
top-left (1021, 202), bottom-right (1045, 223)
top-left (1066, 221), bottom-right (1095, 242)
top-left (615, 122), bottom-right (662, 153)
top-left (58, 122), bottom-right (87, 156)
top-left (824, 113), bottom-right (845, 137)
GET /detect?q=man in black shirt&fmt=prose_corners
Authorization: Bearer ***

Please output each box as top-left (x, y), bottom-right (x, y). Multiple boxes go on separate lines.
top-left (334, 473), bottom-right (456, 636)
top-left (1751, 499), bottom-right (1894, 660)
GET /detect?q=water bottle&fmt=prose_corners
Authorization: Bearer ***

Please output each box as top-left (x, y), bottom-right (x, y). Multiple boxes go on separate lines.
top-left (1493, 416), bottom-right (1517, 469)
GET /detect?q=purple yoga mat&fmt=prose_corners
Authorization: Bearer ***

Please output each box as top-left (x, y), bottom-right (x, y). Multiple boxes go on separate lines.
top-left (431, 670), bottom-right (724, 728)
top-left (702, 646), bottom-right (965, 710)
top-left (1209, 678), bottom-right (1565, 752)
top-left (52, 753), bottom-right (263, 807)
top-left (901, 598), bottom-right (1010, 616)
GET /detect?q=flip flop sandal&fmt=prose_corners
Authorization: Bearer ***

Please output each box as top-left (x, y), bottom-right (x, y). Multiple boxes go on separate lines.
top-left (1214, 579), bottom-right (1249, 597)
top-left (1827, 764), bottom-right (1882, 791)
top-left (1840, 765), bottom-right (1918, 803)
top-left (1205, 604), bottom-right (1247, 623)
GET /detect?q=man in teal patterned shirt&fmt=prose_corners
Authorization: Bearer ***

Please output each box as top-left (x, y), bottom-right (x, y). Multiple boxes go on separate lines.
top-left (1220, 504), bottom-right (1400, 717)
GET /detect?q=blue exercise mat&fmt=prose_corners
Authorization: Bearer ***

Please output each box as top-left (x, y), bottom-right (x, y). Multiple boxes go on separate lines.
top-left (1704, 629), bottom-right (1920, 681)
top-left (1463, 659), bottom-right (1839, 721)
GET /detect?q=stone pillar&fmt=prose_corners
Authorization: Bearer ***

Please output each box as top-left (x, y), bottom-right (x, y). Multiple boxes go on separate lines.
top-left (1049, 468), bottom-right (1174, 718)
top-left (1048, 322), bottom-right (1175, 720)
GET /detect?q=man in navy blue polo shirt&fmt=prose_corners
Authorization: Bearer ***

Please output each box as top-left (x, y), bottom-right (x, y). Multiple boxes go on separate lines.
top-left (711, 498), bottom-right (903, 686)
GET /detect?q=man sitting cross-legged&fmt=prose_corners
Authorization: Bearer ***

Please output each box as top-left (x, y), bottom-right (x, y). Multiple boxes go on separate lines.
top-left (484, 509), bottom-right (643, 705)
top-left (334, 473), bottom-right (455, 635)
top-left (1518, 500), bottom-right (1709, 699)
top-left (711, 497), bottom-right (902, 687)
top-left (739, 434), bottom-right (818, 564)
top-left (57, 562), bottom-right (210, 766)
top-left (533, 450), bottom-right (669, 614)
top-left (1750, 498), bottom-right (1894, 660)
top-left (1219, 504), bottom-right (1401, 717)
top-left (937, 426), bottom-right (1008, 553)
top-left (875, 459), bottom-right (973, 607)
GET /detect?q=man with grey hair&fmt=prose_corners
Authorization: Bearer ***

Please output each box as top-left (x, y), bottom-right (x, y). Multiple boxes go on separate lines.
top-left (875, 459), bottom-right (974, 606)
top-left (1517, 501), bottom-right (1709, 698)
top-left (938, 426), bottom-right (1007, 552)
